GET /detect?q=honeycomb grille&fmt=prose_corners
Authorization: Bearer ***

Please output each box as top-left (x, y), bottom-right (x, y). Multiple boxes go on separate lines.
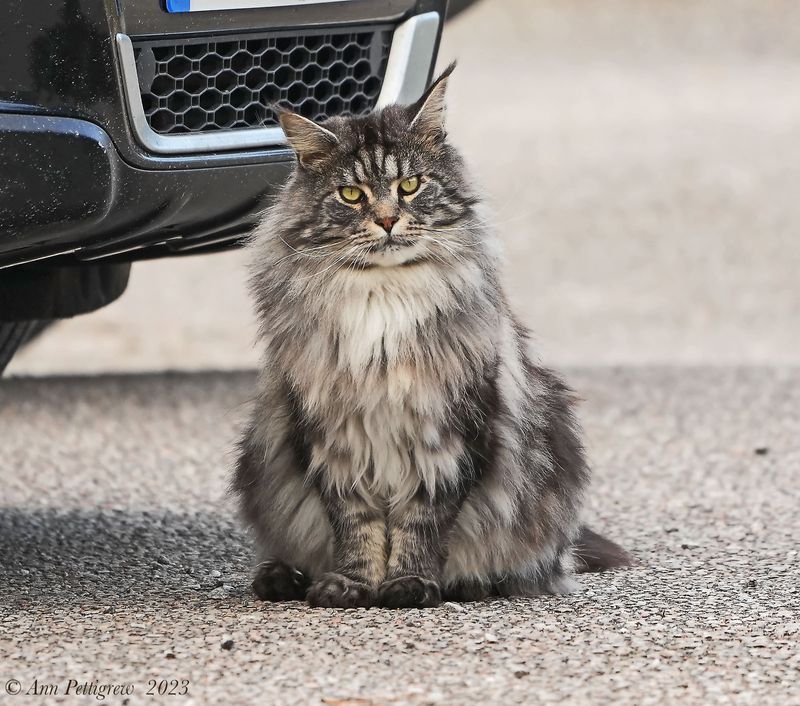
top-left (132, 26), bottom-right (393, 136)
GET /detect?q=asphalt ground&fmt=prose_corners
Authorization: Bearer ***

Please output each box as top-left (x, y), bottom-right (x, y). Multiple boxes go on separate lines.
top-left (3, 1), bottom-right (800, 704)
top-left (1, 368), bottom-right (798, 704)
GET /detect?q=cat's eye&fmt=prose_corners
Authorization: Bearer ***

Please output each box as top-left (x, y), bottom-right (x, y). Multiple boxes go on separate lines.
top-left (398, 176), bottom-right (421, 196)
top-left (339, 185), bottom-right (365, 204)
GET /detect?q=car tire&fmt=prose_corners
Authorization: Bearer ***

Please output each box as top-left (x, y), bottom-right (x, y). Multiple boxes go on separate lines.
top-left (448, 0), bottom-right (481, 18)
top-left (0, 320), bottom-right (49, 375)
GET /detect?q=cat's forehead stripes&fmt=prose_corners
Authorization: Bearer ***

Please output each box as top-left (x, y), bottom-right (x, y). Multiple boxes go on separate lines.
top-left (353, 156), bottom-right (368, 184)
top-left (347, 144), bottom-right (404, 186)
top-left (384, 154), bottom-right (399, 179)
top-left (371, 145), bottom-right (384, 172)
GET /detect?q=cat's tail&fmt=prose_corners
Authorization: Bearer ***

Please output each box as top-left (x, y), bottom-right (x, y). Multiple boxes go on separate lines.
top-left (573, 526), bottom-right (632, 573)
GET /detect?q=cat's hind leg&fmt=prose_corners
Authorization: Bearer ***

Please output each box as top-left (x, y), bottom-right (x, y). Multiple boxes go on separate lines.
top-left (442, 576), bottom-right (492, 603)
top-left (493, 550), bottom-right (580, 597)
top-left (252, 559), bottom-right (311, 602)
top-left (234, 421), bottom-right (335, 602)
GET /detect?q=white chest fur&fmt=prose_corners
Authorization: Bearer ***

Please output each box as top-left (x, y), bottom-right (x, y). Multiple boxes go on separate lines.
top-left (298, 265), bottom-right (467, 504)
top-left (332, 264), bottom-right (444, 374)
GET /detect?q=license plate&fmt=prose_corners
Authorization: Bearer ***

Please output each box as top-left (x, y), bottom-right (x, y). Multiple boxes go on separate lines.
top-left (167, 0), bottom-right (356, 12)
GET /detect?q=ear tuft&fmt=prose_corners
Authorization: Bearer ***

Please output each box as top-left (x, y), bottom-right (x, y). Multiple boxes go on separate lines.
top-left (409, 61), bottom-right (456, 140)
top-left (279, 111), bottom-right (339, 169)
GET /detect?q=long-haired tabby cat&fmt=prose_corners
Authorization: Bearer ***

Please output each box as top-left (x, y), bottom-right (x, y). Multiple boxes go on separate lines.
top-left (234, 65), bottom-right (629, 608)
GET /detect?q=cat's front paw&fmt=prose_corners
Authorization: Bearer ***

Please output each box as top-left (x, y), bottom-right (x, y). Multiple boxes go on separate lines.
top-left (306, 573), bottom-right (376, 608)
top-left (378, 576), bottom-right (442, 609)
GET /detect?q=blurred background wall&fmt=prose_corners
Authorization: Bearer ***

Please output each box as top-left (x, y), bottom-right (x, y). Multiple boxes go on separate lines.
top-left (9, 0), bottom-right (800, 374)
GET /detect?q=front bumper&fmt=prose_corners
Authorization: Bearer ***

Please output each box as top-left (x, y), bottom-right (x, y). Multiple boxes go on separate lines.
top-left (0, 113), bottom-right (293, 268)
top-left (0, 0), bottom-right (445, 269)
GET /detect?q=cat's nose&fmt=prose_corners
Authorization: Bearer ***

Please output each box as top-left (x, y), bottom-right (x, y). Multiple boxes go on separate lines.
top-left (375, 216), bottom-right (399, 234)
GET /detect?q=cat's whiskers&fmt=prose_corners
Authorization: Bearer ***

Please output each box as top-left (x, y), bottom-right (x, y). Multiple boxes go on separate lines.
top-left (271, 245), bottom-right (343, 269)
top-left (293, 245), bottom-right (360, 282)
top-left (408, 227), bottom-right (485, 251)
top-left (411, 217), bottom-right (487, 233)
top-left (412, 231), bottom-right (484, 248)
top-left (279, 237), bottom-right (346, 257)
top-left (413, 234), bottom-right (470, 267)
top-left (275, 244), bottom-right (338, 268)
top-left (427, 219), bottom-right (489, 233)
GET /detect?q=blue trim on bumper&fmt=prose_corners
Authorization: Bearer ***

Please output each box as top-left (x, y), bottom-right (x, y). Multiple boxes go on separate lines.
top-left (166, 0), bottom-right (191, 13)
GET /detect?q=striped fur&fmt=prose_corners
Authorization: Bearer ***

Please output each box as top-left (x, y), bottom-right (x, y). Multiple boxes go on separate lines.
top-left (233, 68), bottom-right (618, 608)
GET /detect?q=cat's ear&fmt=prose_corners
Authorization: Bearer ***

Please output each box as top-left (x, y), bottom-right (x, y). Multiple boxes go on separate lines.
top-left (279, 111), bottom-right (339, 169)
top-left (408, 62), bottom-right (456, 141)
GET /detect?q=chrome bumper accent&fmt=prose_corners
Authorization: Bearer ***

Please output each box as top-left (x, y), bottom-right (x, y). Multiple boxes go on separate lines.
top-left (115, 11), bottom-right (440, 155)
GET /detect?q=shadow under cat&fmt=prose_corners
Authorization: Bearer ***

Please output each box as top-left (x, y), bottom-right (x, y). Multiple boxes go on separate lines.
top-left (0, 508), bottom-right (252, 611)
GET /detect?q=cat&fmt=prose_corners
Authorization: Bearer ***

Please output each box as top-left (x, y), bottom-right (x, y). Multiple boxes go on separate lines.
top-left (233, 64), bottom-right (629, 608)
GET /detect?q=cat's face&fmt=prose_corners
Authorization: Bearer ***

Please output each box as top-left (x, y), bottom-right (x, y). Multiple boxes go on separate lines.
top-left (277, 65), bottom-right (478, 268)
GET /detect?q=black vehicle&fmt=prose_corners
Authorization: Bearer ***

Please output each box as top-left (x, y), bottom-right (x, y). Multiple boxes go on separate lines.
top-left (0, 0), bottom-right (477, 372)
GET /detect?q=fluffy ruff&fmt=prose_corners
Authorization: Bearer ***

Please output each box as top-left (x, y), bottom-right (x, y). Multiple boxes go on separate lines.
top-left (235, 225), bottom-right (589, 606)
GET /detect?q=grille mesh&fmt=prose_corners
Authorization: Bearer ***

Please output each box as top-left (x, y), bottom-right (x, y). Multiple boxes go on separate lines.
top-left (133, 26), bottom-right (393, 136)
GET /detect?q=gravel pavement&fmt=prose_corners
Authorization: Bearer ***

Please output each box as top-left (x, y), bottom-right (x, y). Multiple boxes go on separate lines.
top-left (2, 368), bottom-right (798, 704)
